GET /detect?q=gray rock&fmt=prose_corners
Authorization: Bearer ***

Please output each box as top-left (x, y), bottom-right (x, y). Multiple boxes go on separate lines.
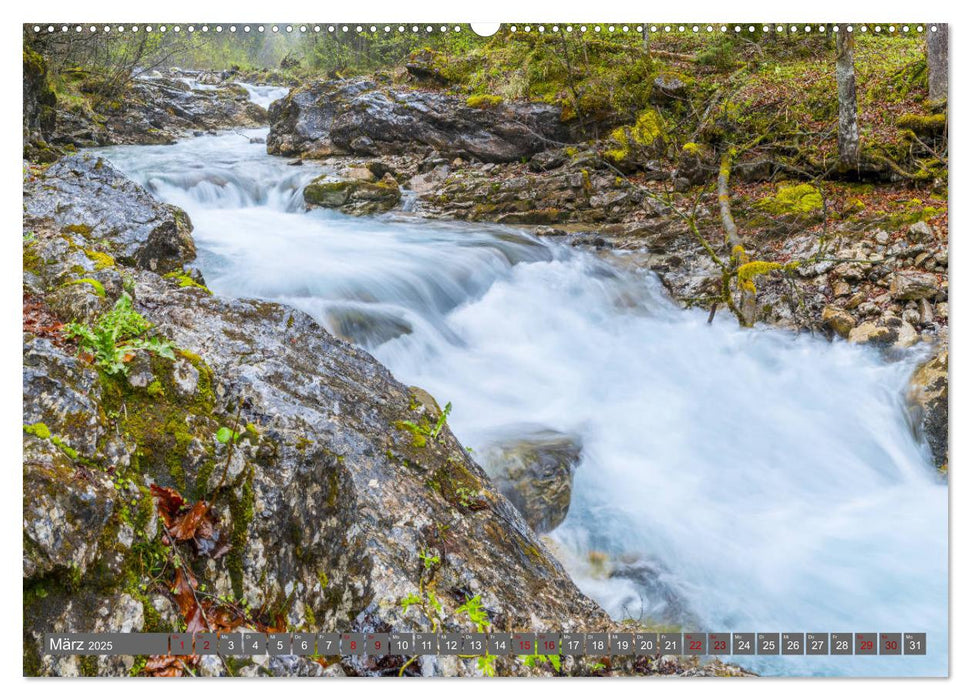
top-left (907, 347), bottom-right (948, 470)
top-left (480, 427), bottom-right (582, 533)
top-left (24, 154), bottom-right (196, 274)
top-left (651, 75), bottom-right (688, 104)
top-left (303, 175), bottom-right (401, 215)
top-left (890, 272), bottom-right (939, 300)
top-left (268, 78), bottom-right (568, 163)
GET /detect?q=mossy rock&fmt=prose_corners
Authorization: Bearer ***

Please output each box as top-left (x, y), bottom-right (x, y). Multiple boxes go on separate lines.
top-left (757, 183), bottom-right (824, 217)
top-left (604, 108), bottom-right (668, 171)
top-left (896, 113), bottom-right (947, 137)
top-left (303, 176), bottom-right (401, 214)
top-left (466, 94), bottom-right (503, 109)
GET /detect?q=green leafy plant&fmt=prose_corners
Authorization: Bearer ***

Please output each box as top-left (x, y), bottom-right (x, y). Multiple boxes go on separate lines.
top-left (215, 426), bottom-right (242, 444)
top-left (477, 653), bottom-right (497, 677)
top-left (418, 548), bottom-right (440, 570)
top-left (431, 401), bottom-right (452, 438)
top-left (399, 593), bottom-right (423, 614)
top-left (521, 653), bottom-right (562, 673)
top-left (456, 594), bottom-right (490, 633)
top-left (398, 401), bottom-right (453, 447)
top-left (64, 292), bottom-right (175, 375)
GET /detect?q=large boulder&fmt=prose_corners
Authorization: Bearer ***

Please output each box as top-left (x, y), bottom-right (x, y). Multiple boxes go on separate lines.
top-left (24, 154), bottom-right (195, 274)
top-left (268, 79), bottom-right (569, 163)
top-left (907, 347), bottom-right (948, 471)
top-left (480, 428), bottom-right (582, 534)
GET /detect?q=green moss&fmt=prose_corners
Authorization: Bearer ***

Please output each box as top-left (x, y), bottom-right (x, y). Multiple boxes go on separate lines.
top-left (85, 249), bottom-right (116, 270)
top-left (757, 183), bottom-right (824, 216)
top-left (426, 457), bottom-right (484, 510)
top-left (24, 422), bottom-right (51, 440)
top-left (466, 94), bottom-right (503, 108)
top-left (163, 270), bottom-right (211, 294)
top-left (23, 240), bottom-right (44, 275)
top-left (227, 470), bottom-right (256, 599)
top-left (605, 109), bottom-right (667, 165)
top-left (24, 422), bottom-right (81, 461)
top-left (896, 113), bottom-right (947, 135)
top-left (63, 277), bottom-right (106, 297)
top-left (62, 223), bottom-right (93, 238)
top-left (736, 260), bottom-right (800, 293)
top-left (681, 141), bottom-right (702, 156)
top-left (98, 350), bottom-right (217, 498)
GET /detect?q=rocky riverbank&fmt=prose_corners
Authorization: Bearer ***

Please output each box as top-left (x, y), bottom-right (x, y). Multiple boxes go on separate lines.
top-left (22, 154), bottom-right (748, 677)
top-left (24, 59), bottom-right (269, 159)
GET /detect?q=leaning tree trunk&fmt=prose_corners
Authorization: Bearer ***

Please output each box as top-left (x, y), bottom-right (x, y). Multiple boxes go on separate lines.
top-left (926, 24), bottom-right (948, 104)
top-left (718, 152), bottom-right (756, 327)
top-left (835, 28), bottom-right (860, 171)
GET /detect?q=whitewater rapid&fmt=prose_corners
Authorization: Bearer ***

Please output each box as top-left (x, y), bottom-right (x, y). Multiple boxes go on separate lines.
top-left (95, 126), bottom-right (948, 677)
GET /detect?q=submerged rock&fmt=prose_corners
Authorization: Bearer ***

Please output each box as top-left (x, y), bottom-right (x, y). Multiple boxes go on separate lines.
top-left (326, 305), bottom-right (413, 346)
top-left (268, 78), bottom-right (568, 162)
top-left (303, 174), bottom-right (401, 215)
top-left (480, 428), bottom-right (582, 534)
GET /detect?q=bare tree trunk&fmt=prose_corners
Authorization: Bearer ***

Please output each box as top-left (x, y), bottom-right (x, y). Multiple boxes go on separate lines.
top-left (927, 24), bottom-right (948, 104)
top-left (718, 152), bottom-right (756, 327)
top-left (642, 25), bottom-right (650, 52)
top-left (836, 28), bottom-right (860, 170)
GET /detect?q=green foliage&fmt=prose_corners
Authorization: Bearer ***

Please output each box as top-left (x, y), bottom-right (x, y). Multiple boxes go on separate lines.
top-left (418, 548), bottom-right (440, 569)
top-left (605, 109), bottom-right (667, 165)
top-left (215, 426), bottom-right (242, 444)
top-left (64, 292), bottom-right (175, 376)
top-left (456, 594), bottom-right (490, 633)
top-left (397, 400), bottom-right (453, 447)
top-left (477, 654), bottom-right (497, 677)
top-left (520, 652), bottom-right (561, 673)
top-left (431, 401), bottom-right (452, 439)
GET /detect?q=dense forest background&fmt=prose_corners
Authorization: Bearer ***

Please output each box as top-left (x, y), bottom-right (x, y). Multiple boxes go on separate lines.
top-left (26, 23), bottom-right (946, 179)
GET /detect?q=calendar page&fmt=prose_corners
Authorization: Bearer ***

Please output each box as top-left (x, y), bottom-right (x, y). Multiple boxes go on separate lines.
top-left (22, 18), bottom-right (948, 679)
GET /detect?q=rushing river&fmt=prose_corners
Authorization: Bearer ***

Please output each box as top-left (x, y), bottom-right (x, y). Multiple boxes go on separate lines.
top-left (95, 117), bottom-right (948, 677)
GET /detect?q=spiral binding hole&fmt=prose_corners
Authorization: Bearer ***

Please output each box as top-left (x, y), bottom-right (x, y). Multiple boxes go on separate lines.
top-left (29, 22), bottom-right (938, 36)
